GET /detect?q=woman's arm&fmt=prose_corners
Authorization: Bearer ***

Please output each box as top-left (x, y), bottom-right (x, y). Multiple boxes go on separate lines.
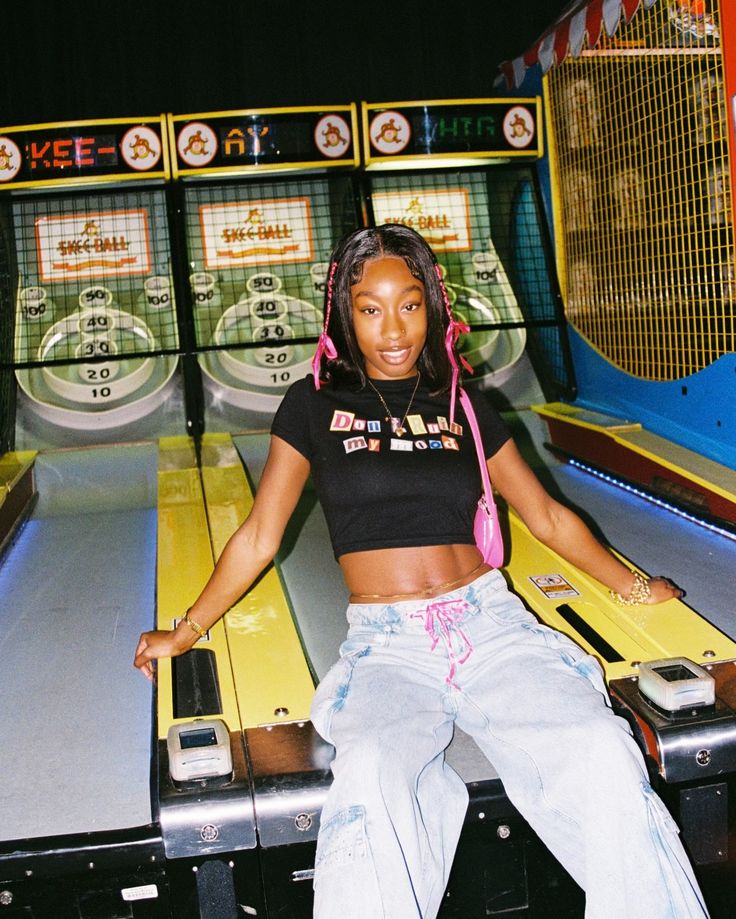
top-left (488, 439), bottom-right (682, 604)
top-left (133, 435), bottom-right (311, 680)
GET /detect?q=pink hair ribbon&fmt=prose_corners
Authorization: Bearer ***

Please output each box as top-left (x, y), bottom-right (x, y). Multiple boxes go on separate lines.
top-left (311, 261), bottom-right (339, 390)
top-left (435, 263), bottom-right (473, 426)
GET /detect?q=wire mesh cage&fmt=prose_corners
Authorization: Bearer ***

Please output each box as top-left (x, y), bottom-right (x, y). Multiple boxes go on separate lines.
top-left (182, 173), bottom-right (360, 414)
top-left (546, 0), bottom-right (734, 380)
top-left (367, 166), bottom-right (574, 398)
top-left (7, 186), bottom-right (182, 434)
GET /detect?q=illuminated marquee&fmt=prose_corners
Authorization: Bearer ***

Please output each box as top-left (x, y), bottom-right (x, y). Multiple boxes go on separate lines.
top-left (0, 118), bottom-right (167, 189)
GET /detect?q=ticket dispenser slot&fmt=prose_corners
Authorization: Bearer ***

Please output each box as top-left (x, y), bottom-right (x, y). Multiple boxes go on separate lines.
top-left (172, 648), bottom-right (222, 718)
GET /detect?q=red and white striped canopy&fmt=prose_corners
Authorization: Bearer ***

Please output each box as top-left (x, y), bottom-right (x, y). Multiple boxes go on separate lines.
top-left (499, 0), bottom-right (659, 88)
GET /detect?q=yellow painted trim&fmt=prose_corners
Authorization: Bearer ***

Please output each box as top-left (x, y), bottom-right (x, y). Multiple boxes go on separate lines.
top-left (173, 159), bottom-right (357, 180)
top-left (199, 434), bottom-right (315, 728)
top-left (169, 103), bottom-right (356, 123)
top-left (166, 113), bottom-right (179, 180)
top-left (606, 436), bottom-right (736, 503)
top-left (156, 437), bottom-right (241, 739)
top-left (531, 402), bottom-right (641, 432)
top-left (0, 451), bottom-right (36, 509)
top-left (0, 171), bottom-right (169, 192)
top-left (159, 115), bottom-right (172, 179)
top-left (504, 506), bottom-right (736, 682)
top-left (0, 450), bottom-right (36, 488)
top-left (364, 150), bottom-right (538, 166)
top-left (532, 403), bottom-right (736, 503)
top-left (362, 97), bottom-right (538, 110)
top-left (542, 74), bottom-right (567, 299)
top-left (534, 96), bottom-right (545, 160)
top-left (348, 102), bottom-right (360, 165)
top-left (361, 102), bottom-right (372, 165)
top-left (0, 115), bottom-right (167, 133)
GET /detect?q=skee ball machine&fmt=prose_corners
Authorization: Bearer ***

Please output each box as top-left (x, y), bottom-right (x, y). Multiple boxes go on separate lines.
top-left (153, 104), bottom-right (362, 915)
top-left (352, 98), bottom-right (598, 915)
top-left (167, 104), bottom-right (361, 432)
top-left (534, 0), bottom-right (736, 528)
top-left (0, 116), bottom-right (184, 451)
top-left (0, 116), bottom-right (179, 916)
top-left (360, 98), bottom-right (576, 408)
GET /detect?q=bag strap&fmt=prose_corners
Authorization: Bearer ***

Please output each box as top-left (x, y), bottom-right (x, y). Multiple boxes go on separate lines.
top-left (459, 388), bottom-right (496, 510)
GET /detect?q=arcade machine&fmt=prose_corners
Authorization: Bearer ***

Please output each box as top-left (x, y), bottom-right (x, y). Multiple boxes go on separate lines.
top-left (509, 1), bottom-right (736, 528)
top-left (153, 104), bottom-right (362, 916)
top-left (166, 104), bottom-right (361, 430)
top-left (359, 97), bottom-right (575, 409)
top-left (0, 116), bottom-right (182, 447)
top-left (156, 99), bottom-right (593, 916)
top-left (0, 116), bottom-right (183, 914)
top-left (183, 99), bottom-right (583, 917)
top-left (494, 1), bottom-right (736, 906)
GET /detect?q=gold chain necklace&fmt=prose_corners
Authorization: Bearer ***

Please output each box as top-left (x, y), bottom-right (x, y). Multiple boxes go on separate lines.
top-left (366, 372), bottom-right (421, 437)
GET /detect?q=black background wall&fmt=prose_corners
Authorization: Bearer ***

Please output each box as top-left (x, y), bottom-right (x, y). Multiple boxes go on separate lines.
top-left (1, 0), bottom-right (564, 124)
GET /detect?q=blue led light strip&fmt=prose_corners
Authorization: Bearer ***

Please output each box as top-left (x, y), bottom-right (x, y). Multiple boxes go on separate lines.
top-left (567, 458), bottom-right (736, 545)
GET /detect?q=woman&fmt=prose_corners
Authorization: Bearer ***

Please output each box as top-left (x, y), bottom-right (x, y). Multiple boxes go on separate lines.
top-left (135, 225), bottom-right (707, 918)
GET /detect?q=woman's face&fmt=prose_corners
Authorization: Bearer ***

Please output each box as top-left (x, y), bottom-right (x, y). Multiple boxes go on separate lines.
top-left (350, 256), bottom-right (428, 380)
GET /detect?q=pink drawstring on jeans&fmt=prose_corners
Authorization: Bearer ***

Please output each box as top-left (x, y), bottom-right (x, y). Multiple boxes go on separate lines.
top-left (411, 599), bottom-right (473, 688)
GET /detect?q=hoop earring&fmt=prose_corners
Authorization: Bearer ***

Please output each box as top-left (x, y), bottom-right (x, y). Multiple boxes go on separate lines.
top-left (311, 260), bottom-right (339, 390)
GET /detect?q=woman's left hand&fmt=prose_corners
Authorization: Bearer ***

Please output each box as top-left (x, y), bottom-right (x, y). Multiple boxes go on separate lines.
top-left (646, 576), bottom-right (685, 604)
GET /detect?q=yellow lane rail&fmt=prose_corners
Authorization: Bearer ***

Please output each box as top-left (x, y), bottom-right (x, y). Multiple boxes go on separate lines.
top-left (200, 433), bottom-right (315, 728)
top-left (0, 450), bottom-right (36, 505)
top-left (532, 402), bottom-right (736, 504)
top-left (156, 436), bottom-right (240, 739)
top-left (504, 506), bottom-right (736, 682)
top-left (0, 450), bottom-right (37, 552)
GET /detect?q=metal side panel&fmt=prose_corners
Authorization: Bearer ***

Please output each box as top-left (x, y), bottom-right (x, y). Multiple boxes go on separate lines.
top-left (247, 721), bottom-right (334, 849)
top-left (158, 733), bottom-right (257, 859)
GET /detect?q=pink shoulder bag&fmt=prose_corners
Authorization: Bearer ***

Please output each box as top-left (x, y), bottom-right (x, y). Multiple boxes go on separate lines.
top-left (459, 388), bottom-right (504, 568)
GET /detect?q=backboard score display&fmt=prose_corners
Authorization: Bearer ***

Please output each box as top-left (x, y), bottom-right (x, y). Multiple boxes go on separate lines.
top-left (0, 118), bottom-right (168, 189)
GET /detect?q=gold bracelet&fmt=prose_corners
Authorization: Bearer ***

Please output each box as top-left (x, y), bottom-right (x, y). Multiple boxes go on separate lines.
top-left (183, 609), bottom-right (207, 638)
top-left (609, 570), bottom-right (651, 606)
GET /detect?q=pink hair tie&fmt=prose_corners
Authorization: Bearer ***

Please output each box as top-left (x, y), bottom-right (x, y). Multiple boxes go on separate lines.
top-left (311, 260), bottom-right (339, 390)
top-left (435, 263), bottom-right (473, 426)
top-left (311, 332), bottom-right (337, 389)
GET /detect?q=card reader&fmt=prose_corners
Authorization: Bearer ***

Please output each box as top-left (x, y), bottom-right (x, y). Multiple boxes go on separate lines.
top-left (638, 657), bottom-right (715, 712)
top-left (167, 718), bottom-right (233, 784)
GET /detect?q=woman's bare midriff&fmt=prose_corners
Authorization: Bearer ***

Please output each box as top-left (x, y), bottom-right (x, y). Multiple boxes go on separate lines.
top-left (340, 544), bottom-right (490, 602)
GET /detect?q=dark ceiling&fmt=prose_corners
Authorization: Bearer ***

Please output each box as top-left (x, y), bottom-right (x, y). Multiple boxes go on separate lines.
top-left (1, 0), bottom-right (571, 124)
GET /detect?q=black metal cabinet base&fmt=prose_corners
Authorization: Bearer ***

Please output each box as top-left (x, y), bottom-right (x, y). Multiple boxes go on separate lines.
top-left (439, 782), bottom-right (584, 919)
top-left (246, 723), bottom-right (583, 919)
top-left (165, 851), bottom-right (264, 919)
top-left (0, 828), bottom-right (169, 919)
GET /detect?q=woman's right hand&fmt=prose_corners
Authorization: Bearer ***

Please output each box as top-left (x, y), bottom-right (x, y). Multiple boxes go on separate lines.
top-left (134, 628), bottom-right (192, 682)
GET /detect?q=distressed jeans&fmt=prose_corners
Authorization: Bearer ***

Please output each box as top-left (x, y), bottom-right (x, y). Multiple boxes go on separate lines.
top-left (310, 569), bottom-right (708, 919)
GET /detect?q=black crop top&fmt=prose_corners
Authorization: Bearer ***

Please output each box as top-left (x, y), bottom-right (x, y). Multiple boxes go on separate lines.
top-left (271, 375), bottom-right (511, 559)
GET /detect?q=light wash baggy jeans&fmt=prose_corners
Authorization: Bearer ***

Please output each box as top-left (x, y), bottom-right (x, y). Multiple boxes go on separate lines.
top-left (310, 569), bottom-right (709, 919)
